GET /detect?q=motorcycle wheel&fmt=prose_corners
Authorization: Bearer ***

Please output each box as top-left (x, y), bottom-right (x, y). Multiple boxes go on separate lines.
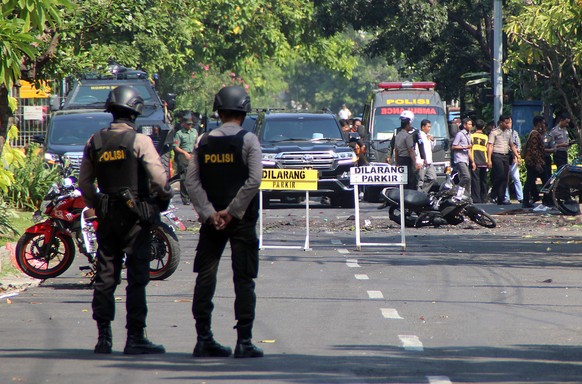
top-left (149, 222), bottom-right (181, 280)
top-left (388, 206), bottom-right (416, 227)
top-left (464, 205), bottom-right (497, 228)
top-left (15, 232), bottom-right (76, 279)
top-left (551, 174), bottom-right (582, 216)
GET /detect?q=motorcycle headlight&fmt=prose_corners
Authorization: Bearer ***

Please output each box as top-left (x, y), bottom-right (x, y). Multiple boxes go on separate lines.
top-left (44, 152), bottom-right (60, 164)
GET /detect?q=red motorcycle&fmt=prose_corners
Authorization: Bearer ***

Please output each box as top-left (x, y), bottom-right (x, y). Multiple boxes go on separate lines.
top-left (15, 170), bottom-right (181, 281)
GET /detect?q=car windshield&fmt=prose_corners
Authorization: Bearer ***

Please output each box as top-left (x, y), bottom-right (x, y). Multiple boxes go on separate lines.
top-left (49, 115), bottom-right (112, 145)
top-left (372, 107), bottom-right (447, 140)
top-left (68, 84), bottom-right (155, 106)
top-left (261, 117), bottom-right (342, 142)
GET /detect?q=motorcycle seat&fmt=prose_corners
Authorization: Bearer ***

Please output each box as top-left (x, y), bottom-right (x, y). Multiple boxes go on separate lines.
top-left (386, 188), bottom-right (430, 208)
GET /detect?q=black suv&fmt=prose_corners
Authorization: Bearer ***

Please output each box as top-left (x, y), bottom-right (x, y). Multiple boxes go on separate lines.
top-left (53, 66), bottom-right (175, 170)
top-left (38, 109), bottom-right (113, 169)
top-left (254, 111), bottom-right (357, 207)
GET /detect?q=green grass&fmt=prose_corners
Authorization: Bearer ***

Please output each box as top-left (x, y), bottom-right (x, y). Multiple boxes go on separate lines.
top-left (0, 209), bottom-right (34, 280)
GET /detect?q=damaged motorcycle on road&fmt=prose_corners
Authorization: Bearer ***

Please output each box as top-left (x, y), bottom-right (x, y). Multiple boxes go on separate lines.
top-left (379, 171), bottom-right (496, 228)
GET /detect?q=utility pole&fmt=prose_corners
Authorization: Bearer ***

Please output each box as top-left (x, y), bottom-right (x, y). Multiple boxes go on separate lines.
top-left (493, 0), bottom-right (503, 124)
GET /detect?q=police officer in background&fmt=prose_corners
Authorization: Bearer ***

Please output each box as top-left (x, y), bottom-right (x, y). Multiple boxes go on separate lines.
top-left (185, 85), bottom-right (264, 358)
top-left (79, 85), bottom-right (172, 355)
top-left (173, 111), bottom-right (198, 205)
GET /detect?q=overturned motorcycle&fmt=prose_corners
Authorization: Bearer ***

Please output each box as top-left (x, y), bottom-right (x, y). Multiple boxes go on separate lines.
top-left (15, 171), bottom-right (182, 282)
top-left (378, 181), bottom-right (496, 229)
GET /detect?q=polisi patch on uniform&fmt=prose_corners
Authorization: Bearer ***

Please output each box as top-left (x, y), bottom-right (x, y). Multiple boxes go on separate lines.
top-left (98, 149), bottom-right (127, 162)
top-left (204, 153), bottom-right (234, 163)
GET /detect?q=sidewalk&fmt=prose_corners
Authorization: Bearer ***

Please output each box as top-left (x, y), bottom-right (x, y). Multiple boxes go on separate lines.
top-left (0, 242), bottom-right (41, 295)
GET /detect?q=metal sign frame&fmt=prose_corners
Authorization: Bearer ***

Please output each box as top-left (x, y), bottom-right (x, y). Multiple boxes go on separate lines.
top-left (350, 165), bottom-right (407, 251)
top-left (258, 191), bottom-right (311, 251)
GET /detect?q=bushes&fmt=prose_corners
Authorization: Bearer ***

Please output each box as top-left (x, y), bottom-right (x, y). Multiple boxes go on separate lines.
top-left (2, 144), bottom-right (61, 211)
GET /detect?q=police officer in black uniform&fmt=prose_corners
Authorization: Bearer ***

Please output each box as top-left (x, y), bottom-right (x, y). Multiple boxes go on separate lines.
top-left (185, 85), bottom-right (264, 358)
top-left (79, 85), bottom-right (172, 354)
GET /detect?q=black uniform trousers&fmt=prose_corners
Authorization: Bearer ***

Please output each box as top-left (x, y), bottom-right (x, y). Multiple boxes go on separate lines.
top-left (92, 208), bottom-right (152, 330)
top-left (471, 167), bottom-right (488, 203)
top-left (490, 153), bottom-right (510, 203)
top-left (192, 216), bottom-right (259, 328)
top-left (524, 164), bottom-right (552, 206)
top-left (397, 156), bottom-right (416, 190)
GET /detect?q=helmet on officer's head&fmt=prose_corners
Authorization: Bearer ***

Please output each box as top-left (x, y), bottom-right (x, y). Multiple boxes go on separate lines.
top-left (213, 86), bottom-right (251, 113)
top-left (105, 85), bottom-right (144, 116)
top-left (400, 110), bottom-right (414, 123)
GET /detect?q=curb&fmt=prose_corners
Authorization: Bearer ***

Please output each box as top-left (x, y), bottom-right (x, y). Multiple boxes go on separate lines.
top-left (0, 242), bottom-right (41, 294)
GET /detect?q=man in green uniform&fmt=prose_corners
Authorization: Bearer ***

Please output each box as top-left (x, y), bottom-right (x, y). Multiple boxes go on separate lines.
top-left (173, 112), bottom-right (198, 205)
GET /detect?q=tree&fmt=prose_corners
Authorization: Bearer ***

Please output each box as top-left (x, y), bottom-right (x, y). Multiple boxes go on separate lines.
top-left (505, 0), bottom-right (582, 131)
top-left (315, 0), bottom-right (503, 104)
top-left (0, 0), bottom-right (70, 155)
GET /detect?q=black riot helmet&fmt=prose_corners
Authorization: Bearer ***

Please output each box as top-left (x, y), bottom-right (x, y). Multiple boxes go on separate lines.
top-left (212, 86), bottom-right (251, 113)
top-left (105, 85), bottom-right (144, 117)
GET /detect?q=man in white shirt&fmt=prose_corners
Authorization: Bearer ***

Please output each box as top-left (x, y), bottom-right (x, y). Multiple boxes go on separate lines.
top-left (417, 119), bottom-right (437, 193)
top-left (338, 104), bottom-right (352, 120)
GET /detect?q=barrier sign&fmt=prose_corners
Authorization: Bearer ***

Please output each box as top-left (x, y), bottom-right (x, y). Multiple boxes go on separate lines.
top-left (350, 165), bottom-right (407, 185)
top-left (260, 169), bottom-right (318, 190)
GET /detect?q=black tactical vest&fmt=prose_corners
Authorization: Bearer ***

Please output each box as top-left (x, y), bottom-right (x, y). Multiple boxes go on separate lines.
top-left (92, 127), bottom-right (149, 199)
top-left (197, 130), bottom-right (251, 212)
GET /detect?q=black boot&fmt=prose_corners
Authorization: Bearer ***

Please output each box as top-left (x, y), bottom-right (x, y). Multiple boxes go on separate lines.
top-left (234, 322), bottom-right (263, 358)
top-left (193, 334), bottom-right (232, 357)
top-left (94, 321), bottom-right (112, 354)
top-left (123, 328), bottom-right (165, 355)
top-left (234, 339), bottom-right (264, 358)
top-left (193, 322), bottom-right (231, 357)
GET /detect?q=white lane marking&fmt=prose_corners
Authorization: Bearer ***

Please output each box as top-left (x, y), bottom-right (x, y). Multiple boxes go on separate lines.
top-left (381, 308), bottom-right (403, 319)
top-left (354, 274), bottom-right (369, 280)
top-left (346, 259), bottom-right (360, 268)
top-left (399, 335), bottom-right (424, 351)
top-left (338, 248), bottom-right (350, 254)
top-left (427, 376), bottom-right (452, 384)
top-left (331, 239), bottom-right (342, 245)
top-left (0, 292), bottom-right (19, 300)
top-left (367, 290), bottom-right (384, 299)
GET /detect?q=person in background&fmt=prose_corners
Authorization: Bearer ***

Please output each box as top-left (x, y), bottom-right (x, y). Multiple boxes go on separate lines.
top-left (487, 115), bottom-right (520, 205)
top-left (470, 119), bottom-right (489, 203)
top-left (549, 112), bottom-right (572, 169)
top-left (451, 118), bottom-right (474, 197)
top-left (504, 127), bottom-right (524, 203)
top-left (417, 119), bottom-right (436, 193)
top-left (338, 104), bottom-right (352, 120)
top-left (394, 110), bottom-right (421, 190)
top-left (523, 116), bottom-right (554, 210)
top-left (173, 112), bottom-right (199, 205)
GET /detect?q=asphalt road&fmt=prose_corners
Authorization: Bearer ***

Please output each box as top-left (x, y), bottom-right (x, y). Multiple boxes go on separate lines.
top-left (1, 200), bottom-right (582, 383)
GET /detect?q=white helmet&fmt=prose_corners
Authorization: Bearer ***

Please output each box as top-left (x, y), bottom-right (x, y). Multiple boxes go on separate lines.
top-left (400, 110), bottom-right (414, 122)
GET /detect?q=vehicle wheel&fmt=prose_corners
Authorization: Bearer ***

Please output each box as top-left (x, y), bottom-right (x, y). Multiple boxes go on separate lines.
top-left (149, 222), bottom-right (181, 280)
top-left (15, 232), bottom-right (76, 279)
top-left (388, 206), bottom-right (415, 227)
top-left (464, 205), bottom-right (497, 228)
top-left (552, 174), bottom-right (582, 215)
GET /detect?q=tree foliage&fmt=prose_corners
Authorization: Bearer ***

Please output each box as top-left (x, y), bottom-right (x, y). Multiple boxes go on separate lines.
top-left (505, 0), bottom-right (582, 126)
